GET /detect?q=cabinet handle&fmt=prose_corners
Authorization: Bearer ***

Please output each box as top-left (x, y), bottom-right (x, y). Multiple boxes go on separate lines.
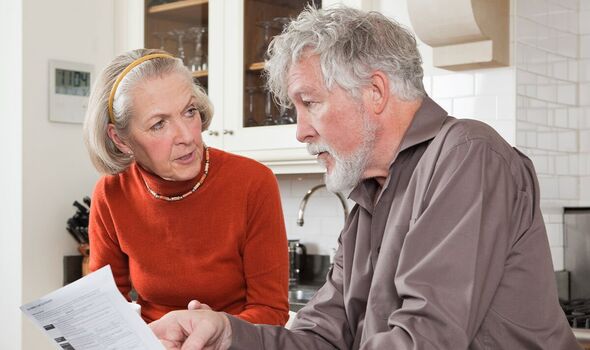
top-left (208, 130), bottom-right (219, 136)
top-left (223, 129), bottom-right (234, 135)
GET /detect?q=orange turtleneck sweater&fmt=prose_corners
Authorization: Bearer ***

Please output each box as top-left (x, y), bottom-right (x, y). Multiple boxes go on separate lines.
top-left (88, 147), bottom-right (289, 325)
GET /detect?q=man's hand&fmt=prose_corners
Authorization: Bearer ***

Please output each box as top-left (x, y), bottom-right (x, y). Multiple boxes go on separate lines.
top-left (187, 299), bottom-right (212, 311)
top-left (149, 310), bottom-right (232, 350)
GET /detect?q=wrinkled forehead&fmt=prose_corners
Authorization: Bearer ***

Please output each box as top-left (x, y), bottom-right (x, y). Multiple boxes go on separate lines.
top-left (286, 54), bottom-right (326, 95)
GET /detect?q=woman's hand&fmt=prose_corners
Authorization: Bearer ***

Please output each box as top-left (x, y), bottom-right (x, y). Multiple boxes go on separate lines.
top-left (187, 299), bottom-right (212, 311)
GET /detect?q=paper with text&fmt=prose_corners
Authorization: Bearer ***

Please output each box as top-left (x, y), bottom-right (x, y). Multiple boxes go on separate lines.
top-left (20, 265), bottom-right (164, 350)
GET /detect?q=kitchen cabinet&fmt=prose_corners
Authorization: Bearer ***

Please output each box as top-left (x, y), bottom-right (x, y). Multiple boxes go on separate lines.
top-left (144, 0), bottom-right (323, 173)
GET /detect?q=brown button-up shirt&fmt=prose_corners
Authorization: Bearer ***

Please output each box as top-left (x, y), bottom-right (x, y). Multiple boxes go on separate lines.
top-left (229, 97), bottom-right (579, 349)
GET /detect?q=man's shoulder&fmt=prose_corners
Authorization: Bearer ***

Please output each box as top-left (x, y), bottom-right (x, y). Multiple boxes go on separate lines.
top-left (436, 118), bottom-right (514, 157)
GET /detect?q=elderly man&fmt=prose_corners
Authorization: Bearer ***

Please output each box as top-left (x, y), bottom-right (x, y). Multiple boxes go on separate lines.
top-left (149, 6), bottom-right (579, 350)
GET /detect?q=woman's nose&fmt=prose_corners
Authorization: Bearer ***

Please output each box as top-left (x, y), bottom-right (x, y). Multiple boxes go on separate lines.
top-left (173, 119), bottom-right (194, 144)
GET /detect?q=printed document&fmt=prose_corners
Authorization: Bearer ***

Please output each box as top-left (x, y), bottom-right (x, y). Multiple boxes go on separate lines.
top-left (20, 265), bottom-right (164, 350)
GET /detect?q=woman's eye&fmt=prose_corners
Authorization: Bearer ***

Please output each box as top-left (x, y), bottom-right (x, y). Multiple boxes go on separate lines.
top-left (150, 120), bottom-right (165, 131)
top-left (185, 107), bottom-right (198, 118)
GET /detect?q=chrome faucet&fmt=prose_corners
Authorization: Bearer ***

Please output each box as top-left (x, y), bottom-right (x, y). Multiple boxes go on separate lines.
top-left (297, 184), bottom-right (349, 226)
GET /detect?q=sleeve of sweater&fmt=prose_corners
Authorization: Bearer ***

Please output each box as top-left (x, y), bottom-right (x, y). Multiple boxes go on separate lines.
top-left (235, 165), bottom-right (289, 326)
top-left (88, 177), bottom-right (132, 299)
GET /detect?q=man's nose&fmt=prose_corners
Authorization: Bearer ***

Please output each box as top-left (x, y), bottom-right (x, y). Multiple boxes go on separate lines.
top-left (295, 110), bottom-right (315, 143)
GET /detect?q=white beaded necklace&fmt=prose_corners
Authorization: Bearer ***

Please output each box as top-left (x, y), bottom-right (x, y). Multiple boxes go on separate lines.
top-left (141, 146), bottom-right (210, 201)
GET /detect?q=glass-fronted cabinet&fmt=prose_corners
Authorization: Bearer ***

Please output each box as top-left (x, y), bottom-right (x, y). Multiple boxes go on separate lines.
top-left (143, 0), bottom-right (327, 173)
top-left (242, 0), bottom-right (320, 129)
top-left (144, 0), bottom-right (209, 85)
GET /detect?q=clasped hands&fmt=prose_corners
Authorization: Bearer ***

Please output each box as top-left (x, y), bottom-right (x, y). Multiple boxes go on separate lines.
top-left (149, 300), bottom-right (232, 350)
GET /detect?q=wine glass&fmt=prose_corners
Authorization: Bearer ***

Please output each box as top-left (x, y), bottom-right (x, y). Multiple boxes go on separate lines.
top-left (168, 29), bottom-right (187, 65)
top-left (272, 16), bottom-right (290, 31)
top-left (262, 86), bottom-right (277, 126)
top-left (277, 105), bottom-right (295, 125)
top-left (255, 20), bottom-right (274, 62)
top-left (187, 26), bottom-right (207, 72)
top-left (152, 31), bottom-right (167, 50)
top-left (245, 86), bottom-right (259, 127)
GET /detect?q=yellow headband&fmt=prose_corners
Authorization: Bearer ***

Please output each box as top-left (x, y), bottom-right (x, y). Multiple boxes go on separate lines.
top-left (108, 53), bottom-right (174, 123)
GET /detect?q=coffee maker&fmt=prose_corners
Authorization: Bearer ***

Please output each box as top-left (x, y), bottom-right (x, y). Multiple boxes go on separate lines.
top-left (288, 239), bottom-right (307, 288)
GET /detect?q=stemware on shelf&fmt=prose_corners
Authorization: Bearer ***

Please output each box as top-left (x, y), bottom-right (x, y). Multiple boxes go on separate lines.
top-left (272, 16), bottom-right (290, 31)
top-left (152, 31), bottom-right (168, 50)
top-left (277, 105), bottom-right (296, 125)
top-left (187, 26), bottom-right (208, 72)
top-left (168, 29), bottom-right (187, 65)
top-left (255, 20), bottom-right (275, 62)
top-left (245, 86), bottom-right (259, 127)
top-left (262, 86), bottom-right (277, 126)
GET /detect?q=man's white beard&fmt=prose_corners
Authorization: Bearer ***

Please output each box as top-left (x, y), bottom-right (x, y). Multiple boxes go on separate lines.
top-left (307, 113), bottom-right (376, 194)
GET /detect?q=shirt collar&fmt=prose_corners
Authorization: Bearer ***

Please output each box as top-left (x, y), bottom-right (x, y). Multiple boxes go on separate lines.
top-left (349, 96), bottom-right (448, 212)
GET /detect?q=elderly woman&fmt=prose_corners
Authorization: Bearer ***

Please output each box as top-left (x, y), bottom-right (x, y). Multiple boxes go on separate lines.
top-left (82, 48), bottom-right (289, 325)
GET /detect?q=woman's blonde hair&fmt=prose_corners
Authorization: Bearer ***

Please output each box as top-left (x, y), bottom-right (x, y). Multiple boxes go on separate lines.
top-left (83, 48), bottom-right (213, 175)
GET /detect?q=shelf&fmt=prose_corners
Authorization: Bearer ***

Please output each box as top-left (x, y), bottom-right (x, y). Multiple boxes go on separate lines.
top-left (148, 0), bottom-right (208, 23)
top-left (192, 70), bottom-right (208, 78)
top-left (248, 62), bottom-right (265, 71)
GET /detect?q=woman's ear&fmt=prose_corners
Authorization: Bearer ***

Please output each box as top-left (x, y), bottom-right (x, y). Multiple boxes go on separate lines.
top-left (107, 124), bottom-right (132, 155)
top-left (366, 71), bottom-right (389, 115)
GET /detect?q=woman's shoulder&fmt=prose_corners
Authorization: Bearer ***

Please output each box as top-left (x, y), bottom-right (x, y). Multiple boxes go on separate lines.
top-left (92, 167), bottom-right (136, 200)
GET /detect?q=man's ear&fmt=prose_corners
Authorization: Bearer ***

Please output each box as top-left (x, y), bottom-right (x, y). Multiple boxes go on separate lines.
top-left (107, 124), bottom-right (132, 154)
top-left (366, 71), bottom-right (389, 115)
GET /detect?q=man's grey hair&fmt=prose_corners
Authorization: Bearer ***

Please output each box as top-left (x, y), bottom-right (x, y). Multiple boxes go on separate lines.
top-left (265, 6), bottom-right (426, 107)
top-left (83, 48), bottom-right (213, 175)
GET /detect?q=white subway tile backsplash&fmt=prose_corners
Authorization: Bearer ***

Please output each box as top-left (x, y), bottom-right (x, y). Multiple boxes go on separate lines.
top-left (580, 176), bottom-right (590, 199)
top-left (554, 108), bottom-right (568, 127)
top-left (475, 69), bottom-right (515, 96)
top-left (559, 176), bottom-right (578, 199)
top-left (579, 83), bottom-right (590, 105)
top-left (432, 74), bottom-right (474, 98)
top-left (432, 97), bottom-right (453, 114)
top-left (552, 61), bottom-right (568, 80)
top-left (453, 96), bottom-right (496, 120)
top-left (568, 107), bottom-right (580, 128)
top-left (537, 84), bottom-right (557, 102)
top-left (539, 175), bottom-right (560, 198)
top-left (581, 35), bottom-right (590, 58)
top-left (557, 33), bottom-right (578, 58)
top-left (422, 76), bottom-right (432, 96)
top-left (554, 155), bottom-right (569, 175)
top-left (516, 131), bottom-right (527, 146)
top-left (497, 93), bottom-right (516, 120)
top-left (580, 59), bottom-right (590, 82)
top-left (550, 246), bottom-right (564, 270)
top-left (569, 154), bottom-right (579, 175)
top-left (526, 130), bottom-right (538, 148)
top-left (557, 130), bottom-right (577, 152)
top-left (557, 83), bottom-right (578, 106)
top-left (580, 11), bottom-right (590, 34)
top-left (580, 130), bottom-right (590, 152)
top-left (531, 154), bottom-right (552, 174)
top-left (546, 223), bottom-right (563, 246)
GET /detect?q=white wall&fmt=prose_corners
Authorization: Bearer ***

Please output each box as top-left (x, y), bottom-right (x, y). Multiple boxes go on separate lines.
top-left (0, 0), bottom-right (23, 349)
top-left (19, 0), bottom-right (115, 348)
